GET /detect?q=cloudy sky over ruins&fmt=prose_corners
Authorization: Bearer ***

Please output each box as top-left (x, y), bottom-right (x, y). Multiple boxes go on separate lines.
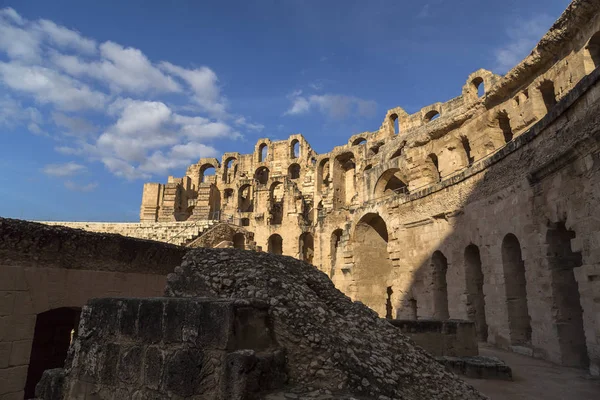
top-left (0, 0), bottom-right (569, 221)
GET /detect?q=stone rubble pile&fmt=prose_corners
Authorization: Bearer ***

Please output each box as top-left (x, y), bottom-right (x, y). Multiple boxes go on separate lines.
top-left (166, 248), bottom-right (486, 399)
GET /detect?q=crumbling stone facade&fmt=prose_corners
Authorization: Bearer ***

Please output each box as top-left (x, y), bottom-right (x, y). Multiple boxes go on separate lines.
top-left (134, 0), bottom-right (600, 376)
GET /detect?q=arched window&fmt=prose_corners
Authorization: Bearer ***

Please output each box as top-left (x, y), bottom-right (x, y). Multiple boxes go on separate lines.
top-left (333, 152), bottom-right (356, 209)
top-left (374, 168), bottom-right (408, 197)
top-left (317, 158), bottom-right (330, 194)
top-left (424, 110), bottom-right (440, 122)
top-left (428, 153), bottom-right (440, 182)
top-left (390, 113), bottom-right (399, 134)
top-left (269, 182), bottom-right (284, 225)
top-left (288, 163), bottom-right (301, 179)
top-left (238, 184), bottom-right (253, 212)
top-left (223, 157), bottom-right (237, 183)
top-left (461, 136), bottom-right (473, 165)
top-left (268, 234), bottom-right (283, 255)
top-left (254, 166), bottom-right (269, 185)
top-left (200, 164), bottom-right (216, 184)
top-left (223, 188), bottom-right (234, 204)
top-left (290, 139), bottom-right (300, 158)
top-left (352, 137), bottom-right (367, 146)
top-left (502, 233), bottom-right (531, 345)
top-left (472, 77), bottom-right (484, 97)
top-left (539, 80), bottom-right (557, 113)
top-left (498, 111), bottom-right (513, 143)
top-left (431, 251), bottom-right (449, 320)
top-left (258, 143), bottom-right (268, 162)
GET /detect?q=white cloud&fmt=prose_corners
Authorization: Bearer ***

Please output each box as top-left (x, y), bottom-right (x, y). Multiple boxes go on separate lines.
top-left (160, 62), bottom-right (226, 115)
top-left (34, 19), bottom-right (96, 54)
top-left (0, 7), bottom-right (260, 180)
top-left (284, 91), bottom-right (377, 119)
top-left (494, 14), bottom-right (555, 74)
top-left (42, 162), bottom-right (87, 177)
top-left (64, 180), bottom-right (98, 192)
top-left (52, 112), bottom-right (97, 137)
top-left (0, 62), bottom-right (107, 111)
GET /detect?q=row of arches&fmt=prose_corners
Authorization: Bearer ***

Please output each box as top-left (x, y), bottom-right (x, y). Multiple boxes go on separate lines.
top-left (424, 228), bottom-right (587, 367)
top-left (257, 139), bottom-right (302, 163)
top-left (266, 232), bottom-right (314, 264)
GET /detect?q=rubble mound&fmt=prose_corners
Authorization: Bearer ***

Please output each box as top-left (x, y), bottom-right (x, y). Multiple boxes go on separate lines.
top-left (166, 248), bottom-right (486, 399)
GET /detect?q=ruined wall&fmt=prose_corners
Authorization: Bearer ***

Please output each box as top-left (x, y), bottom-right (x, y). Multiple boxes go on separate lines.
top-left (134, 0), bottom-right (600, 375)
top-left (37, 221), bottom-right (218, 247)
top-left (0, 219), bottom-right (187, 399)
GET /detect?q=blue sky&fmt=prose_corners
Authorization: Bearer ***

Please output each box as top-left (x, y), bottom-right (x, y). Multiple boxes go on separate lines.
top-left (0, 0), bottom-right (570, 221)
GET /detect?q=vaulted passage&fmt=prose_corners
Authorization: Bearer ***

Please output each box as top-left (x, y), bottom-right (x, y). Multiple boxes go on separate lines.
top-left (268, 234), bottom-right (283, 255)
top-left (431, 251), bottom-right (449, 320)
top-left (352, 214), bottom-right (392, 316)
top-left (374, 168), bottom-right (408, 197)
top-left (25, 308), bottom-right (81, 399)
top-left (233, 232), bottom-right (245, 249)
top-left (465, 244), bottom-right (488, 341)
top-left (299, 232), bottom-right (314, 264)
top-left (546, 222), bottom-right (588, 367)
top-left (502, 234), bottom-right (532, 345)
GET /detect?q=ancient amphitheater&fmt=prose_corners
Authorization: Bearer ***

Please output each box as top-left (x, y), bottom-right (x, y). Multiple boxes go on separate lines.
top-left (4, 0), bottom-right (600, 398)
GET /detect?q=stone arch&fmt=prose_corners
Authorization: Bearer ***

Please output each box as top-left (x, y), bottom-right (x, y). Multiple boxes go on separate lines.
top-left (317, 158), bottom-right (330, 194)
top-left (389, 113), bottom-right (399, 134)
top-left (200, 163), bottom-right (218, 184)
top-left (268, 234), bottom-right (283, 255)
top-left (465, 244), bottom-right (488, 341)
top-left (502, 233), bottom-right (532, 345)
top-left (258, 143), bottom-right (268, 162)
top-left (288, 163), bottom-right (301, 180)
top-left (472, 76), bottom-right (485, 97)
top-left (431, 251), bottom-right (449, 320)
top-left (352, 213), bottom-right (393, 316)
top-left (424, 110), bottom-right (440, 122)
top-left (352, 137), bottom-right (367, 146)
top-left (290, 139), bottom-right (300, 159)
top-left (223, 157), bottom-right (237, 183)
top-left (428, 153), bottom-right (441, 182)
top-left (299, 232), bottom-right (314, 264)
top-left (538, 80), bottom-right (557, 113)
top-left (238, 184), bottom-right (253, 212)
top-left (255, 166), bottom-right (270, 185)
top-left (333, 152), bottom-right (356, 209)
top-left (269, 181), bottom-right (284, 225)
top-left (546, 222), bottom-right (588, 367)
top-left (233, 232), bottom-right (245, 250)
top-left (25, 307), bottom-right (82, 398)
top-left (374, 168), bottom-right (408, 197)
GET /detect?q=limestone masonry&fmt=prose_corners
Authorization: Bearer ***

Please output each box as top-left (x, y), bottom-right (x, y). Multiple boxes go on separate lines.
top-left (23, 0), bottom-right (600, 395)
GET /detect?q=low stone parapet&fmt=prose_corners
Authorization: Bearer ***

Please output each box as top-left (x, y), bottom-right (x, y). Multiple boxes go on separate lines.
top-left (389, 319), bottom-right (478, 357)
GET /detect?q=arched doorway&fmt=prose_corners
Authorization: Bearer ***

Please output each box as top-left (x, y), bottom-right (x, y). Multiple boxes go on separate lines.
top-left (268, 234), bottom-right (283, 255)
top-left (502, 233), bottom-right (532, 345)
top-left (431, 251), bottom-right (449, 320)
top-left (465, 244), bottom-right (488, 341)
top-left (299, 232), bottom-right (314, 264)
top-left (352, 213), bottom-right (393, 316)
top-left (25, 307), bottom-right (81, 398)
top-left (546, 222), bottom-right (588, 367)
top-left (233, 233), bottom-right (245, 250)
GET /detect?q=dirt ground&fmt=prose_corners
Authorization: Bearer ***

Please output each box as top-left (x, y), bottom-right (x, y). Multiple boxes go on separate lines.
top-left (465, 345), bottom-right (600, 400)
